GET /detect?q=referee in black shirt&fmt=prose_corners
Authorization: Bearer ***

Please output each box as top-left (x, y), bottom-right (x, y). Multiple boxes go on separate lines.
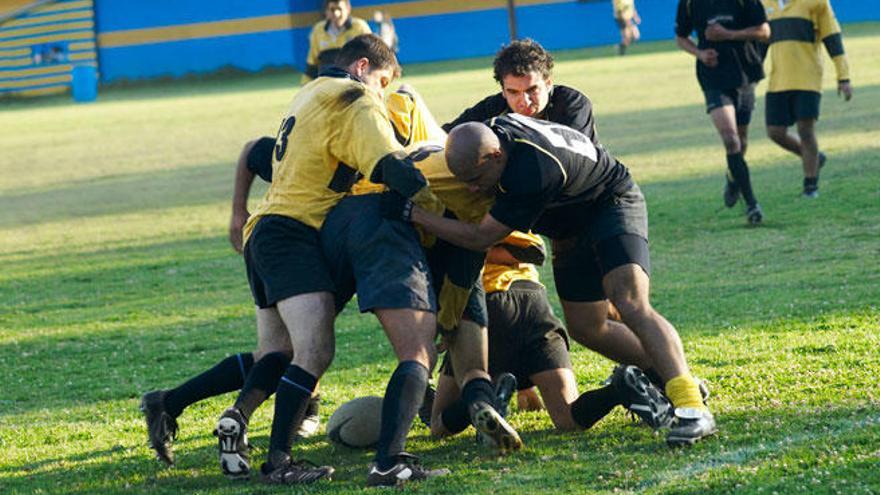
top-left (675, 0), bottom-right (770, 225)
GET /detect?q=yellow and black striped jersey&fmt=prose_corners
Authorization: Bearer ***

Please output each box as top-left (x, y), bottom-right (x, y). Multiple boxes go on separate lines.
top-left (483, 231), bottom-right (544, 294)
top-left (613, 0), bottom-right (636, 20)
top-left (243, 71), bottom-right (403, 243)
top-left (761, 0), bottom-right (850, 92)
top-left (303, 17), bottom-right (372, 81)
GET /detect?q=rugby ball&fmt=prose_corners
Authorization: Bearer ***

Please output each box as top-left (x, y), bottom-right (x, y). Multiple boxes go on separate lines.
top-left (326, 396), bottom-right (383, 449)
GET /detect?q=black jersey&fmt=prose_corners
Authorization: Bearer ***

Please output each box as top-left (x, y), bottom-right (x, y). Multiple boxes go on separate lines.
top-left (442, 85), bottom-right (600, 146)
top-left (675, 0), bottom-right (767, 90)
top-left (487, 114), bottom-right (632, 236)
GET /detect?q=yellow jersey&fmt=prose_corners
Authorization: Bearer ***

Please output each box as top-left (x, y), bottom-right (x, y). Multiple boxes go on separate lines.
top-left (613, 0), bottom-right (636, 20)
top-left (304, 17), bottom-right (372, 81)
top-left (243, 73), bottom-right (403, 243)
top-left (761, 0), bottom-right (850, 92)
top-left (483, 231), bottom-right (544, 293)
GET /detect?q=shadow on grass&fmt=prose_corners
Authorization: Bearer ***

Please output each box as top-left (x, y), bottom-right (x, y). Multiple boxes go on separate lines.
top-left (2, 404), bottom-right (878, 494)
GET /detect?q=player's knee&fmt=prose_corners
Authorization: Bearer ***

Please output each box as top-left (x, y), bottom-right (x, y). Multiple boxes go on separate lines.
top-left (720, 131), bottom-right (741, 154)
top-left (766, 126), bottom-right (787, 143)
top-left (609, 295), bottom-right (649, 324)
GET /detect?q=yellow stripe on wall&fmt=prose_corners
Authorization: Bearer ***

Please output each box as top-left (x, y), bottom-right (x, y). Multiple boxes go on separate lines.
top-left (37, 0), bottom-right (93, 15)
top-left (68, 52), bottom-right (94, 61)
top-left (0, 30), bottom-right (93, 49)
top-left (0, 63), bottom-right (71, 78)
top-left (69, 40), bottom-right (95, 50)
top-left (15, 85), bottom-right (68, 96)
top-left (2, 10), bottom-right (93, 29)
top-left (0, 47), bottom-right (30, 56)
top-left (100, 0), bottom-right (577, 48)
top-left (0, 20), bottom-right (93, 39)
top-left (0, 73), bottom-right (70, 89)
top-left (0, 57), bottom-right (30, 67)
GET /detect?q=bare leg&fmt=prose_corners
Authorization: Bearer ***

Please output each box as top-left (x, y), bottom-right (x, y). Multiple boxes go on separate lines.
top-left (430, 373), bottom-right (461, 438)
top-left (767, 125), bottom-right (803, 156)
top-left (562, 299), bottom-right (652, 369)
top-left (530, 368), bottom-right (580, 431)
top-left (796, 119), bottom-right (820, 179)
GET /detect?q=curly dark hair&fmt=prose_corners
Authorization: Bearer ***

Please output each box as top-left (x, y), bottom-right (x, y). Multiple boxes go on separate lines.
top-left (493, 39), bottom-right (554, 84)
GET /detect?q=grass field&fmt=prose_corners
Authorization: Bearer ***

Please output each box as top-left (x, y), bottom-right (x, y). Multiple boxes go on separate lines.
top-left (1, 23), bottom-right (879, 494)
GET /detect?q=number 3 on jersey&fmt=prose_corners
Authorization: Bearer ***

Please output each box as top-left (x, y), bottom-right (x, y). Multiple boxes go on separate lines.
top-left (274, 116), bottom-right (296, 161)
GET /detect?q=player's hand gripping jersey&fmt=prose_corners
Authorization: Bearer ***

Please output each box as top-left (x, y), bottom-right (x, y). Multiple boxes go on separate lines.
top-left (243, 70), bottom-right (438, 245)
top-left (482, 230), bottom-right (545, 294)
top-left (487, 113), bottom-right (633, 237)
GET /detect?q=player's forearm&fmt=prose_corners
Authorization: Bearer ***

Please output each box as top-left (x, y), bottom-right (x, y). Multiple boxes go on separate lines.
top-left (412, 207), bottom-right (494, 252)
top-left (232, 159), bottom-right (256, 215)
top-left (676, 36), bottom-right (699, 56)
top-left (729, 23), bottom-right (770, 42)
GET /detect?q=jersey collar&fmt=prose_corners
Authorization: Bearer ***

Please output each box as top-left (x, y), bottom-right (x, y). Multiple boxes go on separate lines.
top-left (317, 66), bottom-right (365, 84)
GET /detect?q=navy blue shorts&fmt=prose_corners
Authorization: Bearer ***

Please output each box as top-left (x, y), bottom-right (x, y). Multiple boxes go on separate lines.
top-left (244, 215), bottom-right (335, 309)
top-left (320, 194), bottom-right (436, 314)
top-left (765, 90), bottom-right (821, 127)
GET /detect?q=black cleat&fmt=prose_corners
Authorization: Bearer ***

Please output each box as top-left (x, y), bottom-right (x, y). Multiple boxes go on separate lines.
top-left (611, 365), bottom-right (673, 430)
top-left (418, 383), bottom-right (436, 427)
top-left (723, 178), bottom-right (741, 208)
top-left (667, 408), bottom-right (718, 446)
top-left (470, 400), bottom-right (523, 454)
top-left (802, 188), bottom-right (819, 199)
top-left (493, 372), bottom-right (517, 418)
top-left (215, 407), bottom-right (250, 479)
top-left (140, 390), bottom-right (178, 466)
top-left (746, 204), bottom-right (763, 225)
top-left (260, 452), bottom-right (334, 485)
top-left (366, 453), bottom-right (449, 487)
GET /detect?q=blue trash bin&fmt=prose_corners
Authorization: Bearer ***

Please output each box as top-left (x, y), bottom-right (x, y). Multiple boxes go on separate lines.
top-left (71, 65), bottom-right (98, 103)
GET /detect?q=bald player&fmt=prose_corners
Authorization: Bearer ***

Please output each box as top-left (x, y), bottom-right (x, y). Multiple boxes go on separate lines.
top-left (395, 117), bottom-right (715, 446)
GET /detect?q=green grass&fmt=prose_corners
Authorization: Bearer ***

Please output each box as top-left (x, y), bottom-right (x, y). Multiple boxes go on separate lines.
top-left (2, 22), bottom-right (879, 494)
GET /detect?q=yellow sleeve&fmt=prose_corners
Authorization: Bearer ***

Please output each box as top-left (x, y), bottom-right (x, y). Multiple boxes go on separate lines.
top-left (817, 0), bottom-right (849, 81)
top-left (306, 24), bottom-right (320, 66)
top-left (331, 93), bottom-right (403, 179)
top-left (351, 18), bottom-right (373, 36)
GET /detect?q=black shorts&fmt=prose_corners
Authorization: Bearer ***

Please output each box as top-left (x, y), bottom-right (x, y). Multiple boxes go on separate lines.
top-left (551, 185), bottom-right (651, 302)
top-left (244, 215), bottom-right (335, 309)
top-left (442, 280), bottom-right (571, 389)
top-left (320, 194), bottom-right (436, 314)
top-left (614, 16), bottom-right (631, 29)
top-left (765, 90), bottom-right (821, 127)
top-left (704, 83), bottom-right (756, 125)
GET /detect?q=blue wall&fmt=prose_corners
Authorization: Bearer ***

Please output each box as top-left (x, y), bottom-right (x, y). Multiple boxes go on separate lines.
top-left (92, 0), bottom-right (880, 83)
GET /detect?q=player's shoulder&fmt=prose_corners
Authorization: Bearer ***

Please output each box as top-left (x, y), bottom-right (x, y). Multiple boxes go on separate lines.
top-left (552, 85), bottom-right (590, 107)
top-left (310, 19), bottom-right (327, 33)
top-left (349, 17), bottom-right (373, 34)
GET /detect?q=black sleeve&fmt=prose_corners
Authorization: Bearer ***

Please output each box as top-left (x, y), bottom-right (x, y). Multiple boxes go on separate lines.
top-left (674, 0), bottom-right (693, 37)
top-left (498, 242), bottom-right (546, 265)
top-left (744, 0), bottom-right (768, 26)
top-left (246, 136), bottom-right (276, 183)
top-left (441, 94), bottom-right (507, 132)
top-left (552, 88), bottom-right (599, 146)
top-left (369, 151), bottom-right (428, 198)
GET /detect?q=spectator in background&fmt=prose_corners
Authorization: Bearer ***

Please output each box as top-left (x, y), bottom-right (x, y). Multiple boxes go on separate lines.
top-left (372, 10), bottom-right (399, 52)
top-left (675, 0), bottom-right (770, 225)
top-left (613, 0), bottom-right (641, 55)
top-left (302, 0), bottom-right (371, 83)
top-left (762, 0), bottom-right (852, 198)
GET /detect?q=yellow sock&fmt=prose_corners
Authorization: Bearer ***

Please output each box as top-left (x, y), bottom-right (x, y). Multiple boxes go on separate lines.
top-left (665, 374), bottom-right (708, 411)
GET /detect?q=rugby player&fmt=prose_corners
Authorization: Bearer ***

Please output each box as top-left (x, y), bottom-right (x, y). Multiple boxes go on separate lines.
top-left (214, 35), bottom-right (446, 485)
top-left (675, 0), bottom-right (770, 224)
top-left (613, 0), bottom-right (641, 56)
top-left (302, 0), bottom-right (372, 83)
top-left (397, 115), bottom-right (716, 446)
top-left (761, 0), bottom-right (851, 198)
top-left (442, 39), bottom-right (675, 409)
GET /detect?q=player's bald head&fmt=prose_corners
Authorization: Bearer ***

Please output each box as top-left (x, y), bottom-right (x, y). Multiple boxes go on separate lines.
top-left (445, 122), bottom-right (501, 178)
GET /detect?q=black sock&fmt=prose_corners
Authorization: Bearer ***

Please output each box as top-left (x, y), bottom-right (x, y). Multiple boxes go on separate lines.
top-left (461, 377), bottom-right (495, 419)
top-left (727, 152), bottom-right (757, 207)
top-left (570, 385), bottom-right (623, 430)
top-left (233, 351), bottom-right (288, 421)
top-left (643, 368), bottom-right (665, 389)
top-left (163, 353), bottom-right (254, 418)
top-left (804, 176), bottom-right (819, 192)
top-left (439, 399), bottom-right (471, 435)
top-left (268, 365), bottom-right (317, 460)
top-left (375, 361), bottom-right (429, 471)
